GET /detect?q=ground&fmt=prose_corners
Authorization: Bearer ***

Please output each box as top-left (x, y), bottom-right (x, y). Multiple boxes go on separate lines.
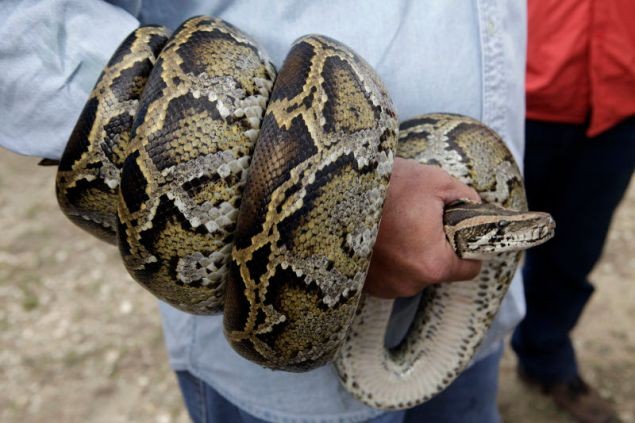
top-left (0, 151), bottom-right (633, 422)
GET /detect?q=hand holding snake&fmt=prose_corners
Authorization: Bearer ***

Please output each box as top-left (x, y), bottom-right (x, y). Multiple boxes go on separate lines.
top-left (51, 17), bottom-right (555, 410)
top-left (365, 158), bottom-right (482, 298)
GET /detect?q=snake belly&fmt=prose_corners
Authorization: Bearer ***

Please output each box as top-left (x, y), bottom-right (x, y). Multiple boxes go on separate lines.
top-left (55, 16), bottom-right (547, 411)
top-left (335, 114), bottom-right (528, 409)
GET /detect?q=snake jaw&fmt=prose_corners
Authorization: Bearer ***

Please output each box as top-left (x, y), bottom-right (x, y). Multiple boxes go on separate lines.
top-left (450, 211), bottom-right (556, 260)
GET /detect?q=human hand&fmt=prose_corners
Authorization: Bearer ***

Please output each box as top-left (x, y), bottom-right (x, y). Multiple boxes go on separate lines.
top-left (364, 158), bottom-right (482, 298)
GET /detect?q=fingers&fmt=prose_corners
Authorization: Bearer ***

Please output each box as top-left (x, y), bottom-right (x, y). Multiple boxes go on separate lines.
top-left (439, 243), bottom-right (482, 282)
top-left (365, 243), bottom-right (481, 299)
top-left (363, 159), bottom-right (484, 299)
top-left (430, 166), bottom-right (482, 281)
top-left (411, 164), bottom-right (482, 282)
top-left (414, 238), bottom-right (482, 285)
top-left (427, 165), bottom-right (481, 205)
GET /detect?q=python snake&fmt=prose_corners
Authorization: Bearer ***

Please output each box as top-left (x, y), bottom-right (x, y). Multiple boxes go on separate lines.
top-left (53, 16), bottom-right (555, 410)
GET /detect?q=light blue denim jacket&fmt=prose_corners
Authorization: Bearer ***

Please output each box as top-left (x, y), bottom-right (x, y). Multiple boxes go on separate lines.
top-left (0, 1), bottom-right (527, 422)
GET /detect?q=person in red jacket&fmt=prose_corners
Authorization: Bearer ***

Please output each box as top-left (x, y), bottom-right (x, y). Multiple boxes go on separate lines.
top-left (512, 1), bottom-right (635, 421)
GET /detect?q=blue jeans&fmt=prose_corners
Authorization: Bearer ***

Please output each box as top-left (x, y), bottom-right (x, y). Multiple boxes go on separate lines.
top-left (176, 344), bottom-right (503, 423)
top-left (512, 118), bottom-right (635, 384)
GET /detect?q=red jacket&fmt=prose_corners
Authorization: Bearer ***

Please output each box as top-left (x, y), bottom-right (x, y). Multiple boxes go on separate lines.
top-left (526, 0), bottom-right (635, 136)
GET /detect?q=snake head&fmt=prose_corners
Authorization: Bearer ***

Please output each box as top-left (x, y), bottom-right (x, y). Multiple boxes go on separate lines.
top-left (443, 201), bottom-right (556, 260)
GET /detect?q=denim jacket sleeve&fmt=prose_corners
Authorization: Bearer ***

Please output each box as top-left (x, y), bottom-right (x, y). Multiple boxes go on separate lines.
top-left (0, 0), bottom-right (138, 159)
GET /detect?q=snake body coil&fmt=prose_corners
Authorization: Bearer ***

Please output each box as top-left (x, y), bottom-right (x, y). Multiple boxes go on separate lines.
top-left (55, 16), bottom-right (555, 409)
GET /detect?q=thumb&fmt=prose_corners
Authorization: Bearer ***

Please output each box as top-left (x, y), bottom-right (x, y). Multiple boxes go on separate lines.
top-left (437, 173), bottom-right (481, 205)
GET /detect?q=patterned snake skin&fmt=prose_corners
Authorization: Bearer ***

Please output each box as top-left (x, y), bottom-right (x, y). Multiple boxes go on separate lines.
top-left (54, 16), bottom-right (555, 409)
top-left (335, 115), bottom-right (554, 408)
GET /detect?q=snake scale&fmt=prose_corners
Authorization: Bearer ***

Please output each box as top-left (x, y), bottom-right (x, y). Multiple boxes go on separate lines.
top-left (54, 16), bottom-right (555, 410)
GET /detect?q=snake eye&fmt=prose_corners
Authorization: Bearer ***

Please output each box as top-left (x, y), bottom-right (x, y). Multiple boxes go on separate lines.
top-left (497, 220), bottom-right (510, 228)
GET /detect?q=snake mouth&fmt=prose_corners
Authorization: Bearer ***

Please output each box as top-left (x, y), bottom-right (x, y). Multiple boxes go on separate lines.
top-left (533, 221), bottom-right (557, 243)
top-left (491, 218), bottom-right (555, 245)
top-left (456, 212), bottom-right (556, 259)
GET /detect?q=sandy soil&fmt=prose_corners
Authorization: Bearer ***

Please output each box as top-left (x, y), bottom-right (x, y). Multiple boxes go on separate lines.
top-left (1, 151), bottom-right (633, 422)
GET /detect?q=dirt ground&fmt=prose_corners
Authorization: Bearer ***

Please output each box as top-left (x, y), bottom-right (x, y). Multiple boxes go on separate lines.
top-left (1, 151), bottom-right (633, 423)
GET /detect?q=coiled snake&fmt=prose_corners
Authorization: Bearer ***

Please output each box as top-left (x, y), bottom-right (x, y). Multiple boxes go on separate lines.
top-left (53, 17), bottom-right (555, 410)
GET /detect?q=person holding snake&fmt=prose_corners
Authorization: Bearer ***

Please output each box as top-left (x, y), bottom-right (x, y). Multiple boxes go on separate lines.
top-left (0, 1), bottom-right (553, 422)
